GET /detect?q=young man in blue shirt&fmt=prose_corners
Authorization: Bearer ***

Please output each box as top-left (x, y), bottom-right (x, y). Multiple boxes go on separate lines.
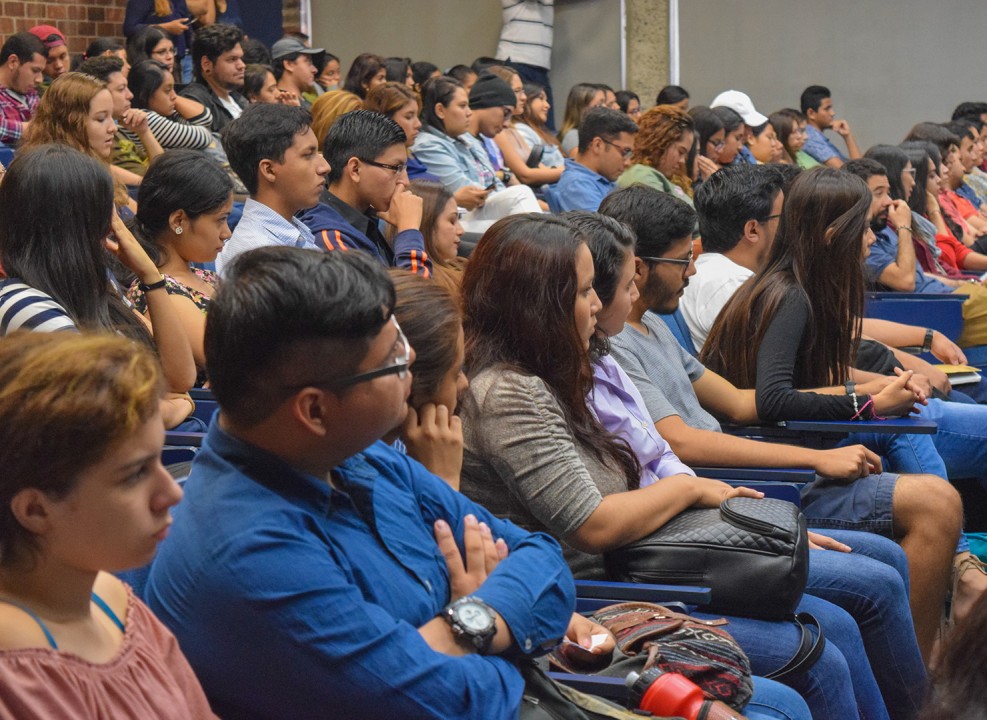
top-left (215, 104), bottom-right (328, 275)
top-left (548, 107), bottom-right (637, 212)
top-left (299, 109), bottom-right (432, 277)
top-left (800, 85), bottom-right (861, 168)
top-left (146, 246), bottom-right (616, 720)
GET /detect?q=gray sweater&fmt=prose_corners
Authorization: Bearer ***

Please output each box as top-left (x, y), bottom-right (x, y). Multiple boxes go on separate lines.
top-left (460, 367), bottom-right (627, 579)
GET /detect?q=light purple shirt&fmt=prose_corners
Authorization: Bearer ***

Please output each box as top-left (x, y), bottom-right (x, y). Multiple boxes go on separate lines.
top-left (590, 354), bottom-right (695, 487)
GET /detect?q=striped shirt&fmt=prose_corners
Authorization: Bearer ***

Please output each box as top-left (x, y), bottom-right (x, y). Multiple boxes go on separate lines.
top-left (122, 108), bottom-right (213, 151)
top-left (495, 0), bottom-right (554, 69)
top-left (0, 280), bottom-right (77, 335)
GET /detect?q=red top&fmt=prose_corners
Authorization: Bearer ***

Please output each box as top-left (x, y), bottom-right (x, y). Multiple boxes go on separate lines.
top-left (0, 585), bottom-right (216, 719)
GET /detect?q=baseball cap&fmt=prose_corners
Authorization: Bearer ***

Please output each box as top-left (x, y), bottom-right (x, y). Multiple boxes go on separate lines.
top-left (271, 37), bottom-right (325, 66)
top-left (710, 90), bottom-right (768, 127)
top-left (28, 25), bottom-right (66, 50)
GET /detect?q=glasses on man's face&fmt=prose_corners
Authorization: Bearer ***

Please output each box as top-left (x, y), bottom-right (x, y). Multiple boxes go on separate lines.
top-left (362, 158), bottom-right (408, 176)
top-left (640, 247), bottom-right (694, 272)
top-left (758, 213), bottom-right (781, 223)
top-left (289, 317), bottom-right (411, 392)
top-left (601, 138), bottom-right (634, 159)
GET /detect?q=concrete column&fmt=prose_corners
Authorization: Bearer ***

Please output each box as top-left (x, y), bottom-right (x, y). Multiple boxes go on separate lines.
top-left (624, 0), bottom-right (669, 106)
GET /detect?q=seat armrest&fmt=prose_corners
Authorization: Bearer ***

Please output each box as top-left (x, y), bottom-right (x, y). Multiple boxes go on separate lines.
top-left (575, 579), bottom-right (711, 605)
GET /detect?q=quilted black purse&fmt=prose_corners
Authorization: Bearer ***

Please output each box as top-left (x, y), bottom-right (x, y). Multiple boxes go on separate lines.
top-left (604, 497), bottom-right (808, 620)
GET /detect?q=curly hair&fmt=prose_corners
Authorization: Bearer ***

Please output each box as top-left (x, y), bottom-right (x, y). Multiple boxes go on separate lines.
top-left (632, 104), bottom-right (695, 194)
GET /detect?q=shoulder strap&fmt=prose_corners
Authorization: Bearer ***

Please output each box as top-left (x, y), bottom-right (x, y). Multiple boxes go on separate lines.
top-left (90, 592), bottom-right (126, 633)
top-left (0, 597), bottom-right (58, 649)
top-left (763, 612), bottom-right (826, 682)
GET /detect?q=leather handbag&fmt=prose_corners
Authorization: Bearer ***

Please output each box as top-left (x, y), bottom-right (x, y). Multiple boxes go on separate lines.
top-left (604, 497), bottom-right (809, 620)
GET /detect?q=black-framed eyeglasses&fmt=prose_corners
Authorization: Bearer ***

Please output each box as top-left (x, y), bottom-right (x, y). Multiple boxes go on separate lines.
top-left (601, 138), bottom-right (634, 159)
top-left (758, 213), bottom-right (781, 223)
top-left (288, 317), bottom-right (411, 391)
top-left (362, 158), bottom-right (408, 176)
top-left (640, 247), bottom-right (694, 269)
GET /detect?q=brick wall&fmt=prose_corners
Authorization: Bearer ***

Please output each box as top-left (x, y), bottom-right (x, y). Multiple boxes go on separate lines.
top-left (1, 0), bottom-right (129, 54)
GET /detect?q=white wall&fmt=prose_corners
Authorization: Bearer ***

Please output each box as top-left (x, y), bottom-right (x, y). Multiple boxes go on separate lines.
top-left (678, 0), bottom-right (987, 150)
top-left (308, 0), bottom-right (624, 126)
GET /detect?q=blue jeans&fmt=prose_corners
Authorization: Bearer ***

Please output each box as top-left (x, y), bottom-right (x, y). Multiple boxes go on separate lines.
top-left (843, 429), bottom-right (947, 479)
top-left (807, 530), bottom-right (926, 720)
top-left (746, 677), bottom-right (812, 720)
top-left (916, 397), bottom-right (987, 488)
top-left (696, 593), bottom-right (885, 720)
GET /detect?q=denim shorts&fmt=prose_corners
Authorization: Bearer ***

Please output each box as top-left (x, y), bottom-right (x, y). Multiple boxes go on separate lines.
top-left (798, 472), bottom-right (897, 537)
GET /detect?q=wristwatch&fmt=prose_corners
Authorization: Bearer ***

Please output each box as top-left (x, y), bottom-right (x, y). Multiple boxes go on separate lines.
top-left (921, 328), bottom-right (934, 354)
top-left (442, 596), bottom-right (497, 653)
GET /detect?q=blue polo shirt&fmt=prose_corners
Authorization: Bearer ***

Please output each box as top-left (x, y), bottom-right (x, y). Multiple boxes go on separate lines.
top-left (803, 125), bottom-right (847, 164)
top-left (146, 422), bottom-right (575, 720)
top-left (866, 227), bottom-right (953, 293)
top-left (549, 158), bottom-right (617, 212)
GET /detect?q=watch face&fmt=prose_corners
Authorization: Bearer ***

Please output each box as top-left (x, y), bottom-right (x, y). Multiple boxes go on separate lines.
top-left (456, 602), bottom-right (493, 632)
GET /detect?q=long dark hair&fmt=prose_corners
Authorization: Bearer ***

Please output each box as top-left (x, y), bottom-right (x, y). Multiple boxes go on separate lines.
top-left (129, 59), bottom-right (170, 110)
top-left (900, 141), bottom-right (935, 215)
top-left (701, 168), bottom-right (871, 388)
top-left (342, 52), bottom-right (385, 99)
top-left (462, 214), bottom-right (641, 488)
top-left (770, 108), bottom-right (804, 163)
top-left (420, 75), bottom-right (463, 135)
top-left (126, 25), bottom-right (170, 67)
top-left (134, 149), bottom-right (234, 266)
top-left (865, 144), bottom-right (910, 201)
top-left (689, 106), bottom-right (725, 159)
top-left (0, 145), bottom-right (149, 342)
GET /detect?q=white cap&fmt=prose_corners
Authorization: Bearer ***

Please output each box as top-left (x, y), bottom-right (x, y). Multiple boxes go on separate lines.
top-left (710, 90), bottom-right (768, 127)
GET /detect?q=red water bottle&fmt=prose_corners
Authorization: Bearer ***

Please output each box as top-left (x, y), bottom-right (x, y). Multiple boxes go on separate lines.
top-left (626, 668), bottom-right (745, 720)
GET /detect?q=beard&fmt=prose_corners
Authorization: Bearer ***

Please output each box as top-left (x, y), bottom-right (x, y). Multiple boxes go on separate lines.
top-left (870, 211), bottom-right (889, 233)
top-left (644, 270), bottom-right (688, 314)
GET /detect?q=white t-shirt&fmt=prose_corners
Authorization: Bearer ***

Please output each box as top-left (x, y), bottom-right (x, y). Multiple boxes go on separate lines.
top-left (495, 0), bottom-right (554, 69)
top-left (216, 93), bottom-right (243, 120)
top-left (679, 252), bottom-right (754, 351)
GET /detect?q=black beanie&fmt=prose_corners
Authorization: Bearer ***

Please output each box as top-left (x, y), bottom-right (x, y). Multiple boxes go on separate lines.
top-left (469, 74), bottom-right (517, 110)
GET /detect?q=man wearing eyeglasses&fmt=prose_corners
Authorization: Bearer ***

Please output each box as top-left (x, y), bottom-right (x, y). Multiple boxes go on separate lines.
top-left (299, 109), bottom-right (432, 277)
top-left (146, 246), bottom-right (611, 720)
top-left (547, 107), bottom-right (637, 212)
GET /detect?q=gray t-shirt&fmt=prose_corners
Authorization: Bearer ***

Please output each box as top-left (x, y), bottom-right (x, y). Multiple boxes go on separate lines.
top-left (609, 312), bottom-right (722, 433)
top-left (459, 366), bottom-right (628, 579)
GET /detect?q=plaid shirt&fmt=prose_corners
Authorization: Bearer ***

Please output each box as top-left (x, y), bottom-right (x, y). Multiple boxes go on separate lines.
top-left (0, 86), bottom-right (39, 144)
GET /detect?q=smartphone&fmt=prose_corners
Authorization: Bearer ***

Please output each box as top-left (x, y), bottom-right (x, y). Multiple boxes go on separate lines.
top-left (484, 180), bottom-right (497, 191)
top-left (187, 16), bottom-right (200, 27)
